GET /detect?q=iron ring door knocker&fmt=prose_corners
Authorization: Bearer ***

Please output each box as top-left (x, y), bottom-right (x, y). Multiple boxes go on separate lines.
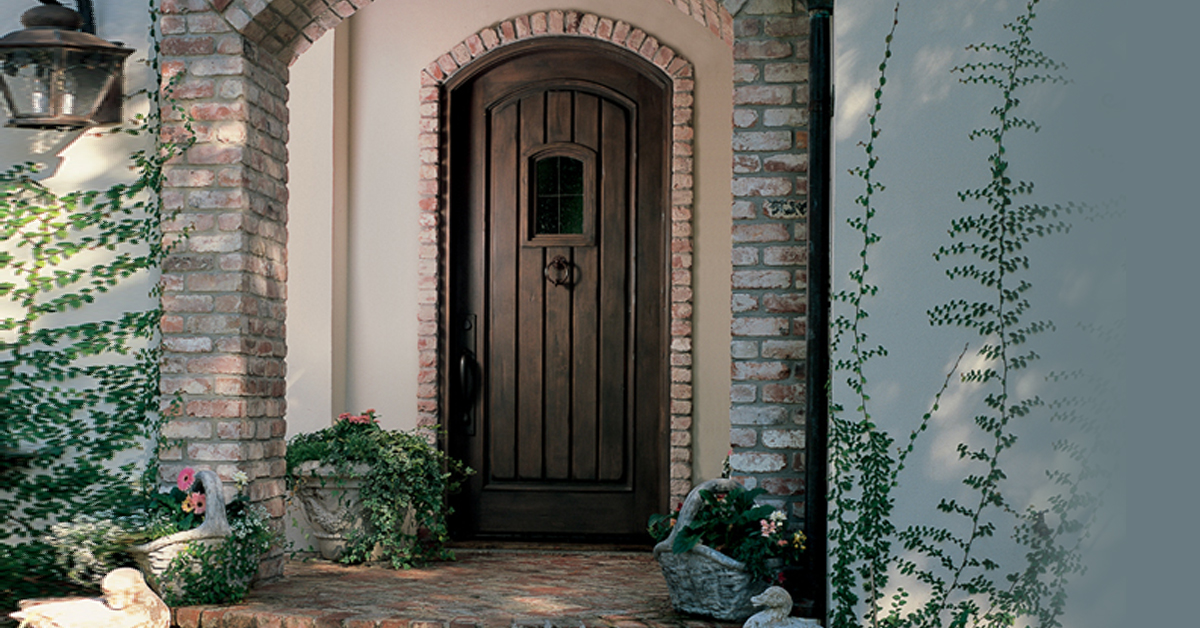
top-left (544, 255), bottom-right (575, 288)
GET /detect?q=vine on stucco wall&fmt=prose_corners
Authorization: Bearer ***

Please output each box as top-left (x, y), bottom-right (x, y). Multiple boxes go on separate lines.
top-left (828, 2), bottom-right (1116, 628)
top-left (0, 0), bottom-right (193, 613)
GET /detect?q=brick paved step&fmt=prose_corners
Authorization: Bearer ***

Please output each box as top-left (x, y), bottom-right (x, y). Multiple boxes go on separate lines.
top-left (172, 552), bottom-right (738, 628)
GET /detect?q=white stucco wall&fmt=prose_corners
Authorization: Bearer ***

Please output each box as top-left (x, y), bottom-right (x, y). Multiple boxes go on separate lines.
top-left (285, 0), bottom-right (734, 482)
top-left (831, 0), bottom-right (1124, 625)
top-left (0, 1), bottom-right (160, 503)
top-left (0, 1), bottom-right (159, 331)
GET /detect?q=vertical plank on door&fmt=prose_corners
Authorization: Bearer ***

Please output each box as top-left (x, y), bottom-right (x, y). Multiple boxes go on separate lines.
top-left (571, 92), bottom-right (600, 481)
top-left (546, 91), bottom-right (572, 145)
top-left (488, 102), bottom-right (519, 481)
top-left (517, 93), bottom-right (546, 480)
top-left (543, 90), bottom-right (574, 480)
top-left (598, 99), bottom-right (628, 482)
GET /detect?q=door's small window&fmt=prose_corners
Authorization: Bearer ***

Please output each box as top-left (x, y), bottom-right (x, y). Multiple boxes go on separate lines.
top-left (522, 143), bottom-right (595, 247)
top-left (535, 156), bottom-right (584, 235)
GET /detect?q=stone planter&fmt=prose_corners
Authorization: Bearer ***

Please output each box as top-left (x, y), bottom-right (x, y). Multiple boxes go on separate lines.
top-left (291, 462), bottom-right (379, 561)
top-left (127, 470), bottom-right (236, 599)
top-left (653, 478), bottom-right (773, 622)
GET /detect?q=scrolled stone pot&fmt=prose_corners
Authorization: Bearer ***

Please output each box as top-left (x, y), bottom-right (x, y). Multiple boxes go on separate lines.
top-left (653, 478), bottom-right (774, 622)
top-left (291, 461), bottom-right (381, 561)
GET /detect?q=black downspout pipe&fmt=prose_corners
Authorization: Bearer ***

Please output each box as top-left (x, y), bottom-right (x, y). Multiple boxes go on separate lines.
top-left (805, 0), bottom-right (833, 622)
top-left (74, 0), bottom-right (96, 35)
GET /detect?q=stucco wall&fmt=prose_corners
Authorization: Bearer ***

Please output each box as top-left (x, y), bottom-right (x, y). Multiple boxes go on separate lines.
top-left (831, 0), bottom-right (1123, 624)
top-left (0, 1), bottom-right (159, 330)
top-left (285, 0), bottom-right (734, 482)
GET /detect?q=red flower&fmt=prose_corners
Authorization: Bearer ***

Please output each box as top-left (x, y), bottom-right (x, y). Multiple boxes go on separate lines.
top-left (190, 493), bottom-right (207, 515)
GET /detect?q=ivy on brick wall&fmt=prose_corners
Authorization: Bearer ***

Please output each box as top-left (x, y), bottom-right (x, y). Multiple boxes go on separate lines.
top-left (0, 2), bottom-right (192, 613)
top-left (828, 2), bottom-right (1118, 628)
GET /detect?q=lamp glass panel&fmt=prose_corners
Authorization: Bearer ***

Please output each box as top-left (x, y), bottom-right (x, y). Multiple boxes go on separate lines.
top-left (62, 49), bottom-right (118, 116)
top-left (0, 48), bottom-right (58, 116)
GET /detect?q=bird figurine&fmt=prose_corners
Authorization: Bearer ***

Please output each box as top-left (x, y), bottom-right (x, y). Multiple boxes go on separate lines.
top-left (10, 568), bottom-right (170, 628)
top-left (742, 586), bottom-right (823, 628)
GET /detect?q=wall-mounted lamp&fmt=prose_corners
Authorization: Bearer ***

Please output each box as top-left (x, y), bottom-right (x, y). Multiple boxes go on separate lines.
top-left (0, 0), bottom-right (132, 130)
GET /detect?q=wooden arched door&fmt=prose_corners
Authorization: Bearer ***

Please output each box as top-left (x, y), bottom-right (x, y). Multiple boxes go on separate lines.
top-left (444, 38), bottom-right (670, 538)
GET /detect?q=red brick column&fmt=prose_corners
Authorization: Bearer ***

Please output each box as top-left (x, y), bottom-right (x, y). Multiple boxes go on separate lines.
top-left (727, 0), bottom-right (810, 520)
top-left (157, 0), bottom-right (290, 579)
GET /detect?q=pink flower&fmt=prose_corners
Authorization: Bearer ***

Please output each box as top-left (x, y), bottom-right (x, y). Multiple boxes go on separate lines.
top-left (177, 468), bottom-right (195, 492)
top-left (337, 409), bottom-right (379, 425)
top-left (190, 493), bottom-right (206, 515)
top-left (760, 519), bottom-right (778, 537)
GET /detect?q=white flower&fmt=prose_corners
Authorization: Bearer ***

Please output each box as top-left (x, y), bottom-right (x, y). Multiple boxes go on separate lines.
top-left (233, 470), bottom-right (250, 490)
top-left (768, 509), bottom-right (787, 524)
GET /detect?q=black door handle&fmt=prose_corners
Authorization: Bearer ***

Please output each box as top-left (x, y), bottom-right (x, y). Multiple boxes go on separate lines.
top-left (458, 349), bottom-right (479, 418)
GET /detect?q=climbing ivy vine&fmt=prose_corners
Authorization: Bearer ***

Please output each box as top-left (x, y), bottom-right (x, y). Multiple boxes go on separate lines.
top-left (828, 2), bottom-right (1114, 628)
top-left (0, 0), bottom-right (192, 614)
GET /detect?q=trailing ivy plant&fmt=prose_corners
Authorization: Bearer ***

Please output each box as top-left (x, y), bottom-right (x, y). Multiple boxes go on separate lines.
top-left (286, 410), bottom-right (473, 568)
top-left (829, 2), bottom-right (1111, 628)
top-left (0, 0), bottom-right (193, 614)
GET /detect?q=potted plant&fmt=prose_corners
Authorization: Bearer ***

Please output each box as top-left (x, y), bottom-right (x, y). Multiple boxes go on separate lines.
top-left (124, 468), bottom-right (274, 606)
top-left (42, 468), bottom-right (275, 607)
top-left (285, 409), bottom-right (471, 568)
top-left (650, 478), bottom-right (806, 622)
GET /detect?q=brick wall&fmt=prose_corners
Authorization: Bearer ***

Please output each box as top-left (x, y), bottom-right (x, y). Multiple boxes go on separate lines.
top-left (158, 0), bottom-right (292, 579)
top-left (726, 0), bottom-right (810, 519)
top-left (156, 0), bottom-right (812, 574)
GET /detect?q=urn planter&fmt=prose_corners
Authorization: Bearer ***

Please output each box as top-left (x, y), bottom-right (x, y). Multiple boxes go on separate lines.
top-left (653, 478), bottom-right (774, 622)
top-left (292, 462), bottom-right (383, 561)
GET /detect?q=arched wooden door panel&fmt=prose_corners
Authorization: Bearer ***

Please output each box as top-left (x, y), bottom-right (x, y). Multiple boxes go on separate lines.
top-left (445, 39), bottom-right (670, 537)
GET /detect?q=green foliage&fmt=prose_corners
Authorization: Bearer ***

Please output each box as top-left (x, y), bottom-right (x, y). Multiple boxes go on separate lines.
top-left (647, 506), bottom-right (681, 544)
top-left (42, 516), bottom-right (140, 588)
top-left (0, 0), bottom-right (194, 615)
top-left (829, 3), bottom-right (1107, 628)
top-left (828, 6), bottom-right (902, 627)
top-left (648, 485), bottom-right (806, 585)
top-left (286, 410), bottom-right (473, 569)
top-left (37, 473), bottom-right (275, 607)
top-left (156, 501), bottom-right (275, 607)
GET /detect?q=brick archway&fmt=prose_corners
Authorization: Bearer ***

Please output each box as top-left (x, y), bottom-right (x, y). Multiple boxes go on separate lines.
top-left (157, 0), bottom-right (813, 580)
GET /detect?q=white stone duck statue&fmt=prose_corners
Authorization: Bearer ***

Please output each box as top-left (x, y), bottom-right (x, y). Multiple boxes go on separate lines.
top-left (742, 586), bottom-right (823, 628)
top-left (10, 568), bottom-right (170, 628)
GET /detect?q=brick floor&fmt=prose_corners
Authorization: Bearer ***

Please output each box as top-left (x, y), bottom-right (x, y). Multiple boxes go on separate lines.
top-left (173, 550), bottom-right (740, 628)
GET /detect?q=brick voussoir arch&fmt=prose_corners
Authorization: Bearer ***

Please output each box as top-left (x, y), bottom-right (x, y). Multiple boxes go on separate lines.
top-left (417, 10), bottom-right (706, 508)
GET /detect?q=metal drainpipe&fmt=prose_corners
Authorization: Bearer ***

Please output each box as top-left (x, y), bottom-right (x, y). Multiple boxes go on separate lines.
top-left (805, 0), bottom-right (833, 622)
top-left (74, 0), bottom-right (96, 34)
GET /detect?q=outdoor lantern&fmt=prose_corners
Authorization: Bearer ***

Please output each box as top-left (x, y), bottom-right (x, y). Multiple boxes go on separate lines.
top-left (0, 0), bottom-right (133, 130)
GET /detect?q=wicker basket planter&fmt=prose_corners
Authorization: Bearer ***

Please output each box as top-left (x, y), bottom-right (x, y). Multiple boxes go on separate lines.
top-left (126, 470), bottom-right (236, 599)
top-left (653, 478), bottom-right (774, 622)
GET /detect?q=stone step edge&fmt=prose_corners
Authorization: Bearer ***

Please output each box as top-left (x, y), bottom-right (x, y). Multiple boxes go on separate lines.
top-left (172, 607), bottom-right (736, 628)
